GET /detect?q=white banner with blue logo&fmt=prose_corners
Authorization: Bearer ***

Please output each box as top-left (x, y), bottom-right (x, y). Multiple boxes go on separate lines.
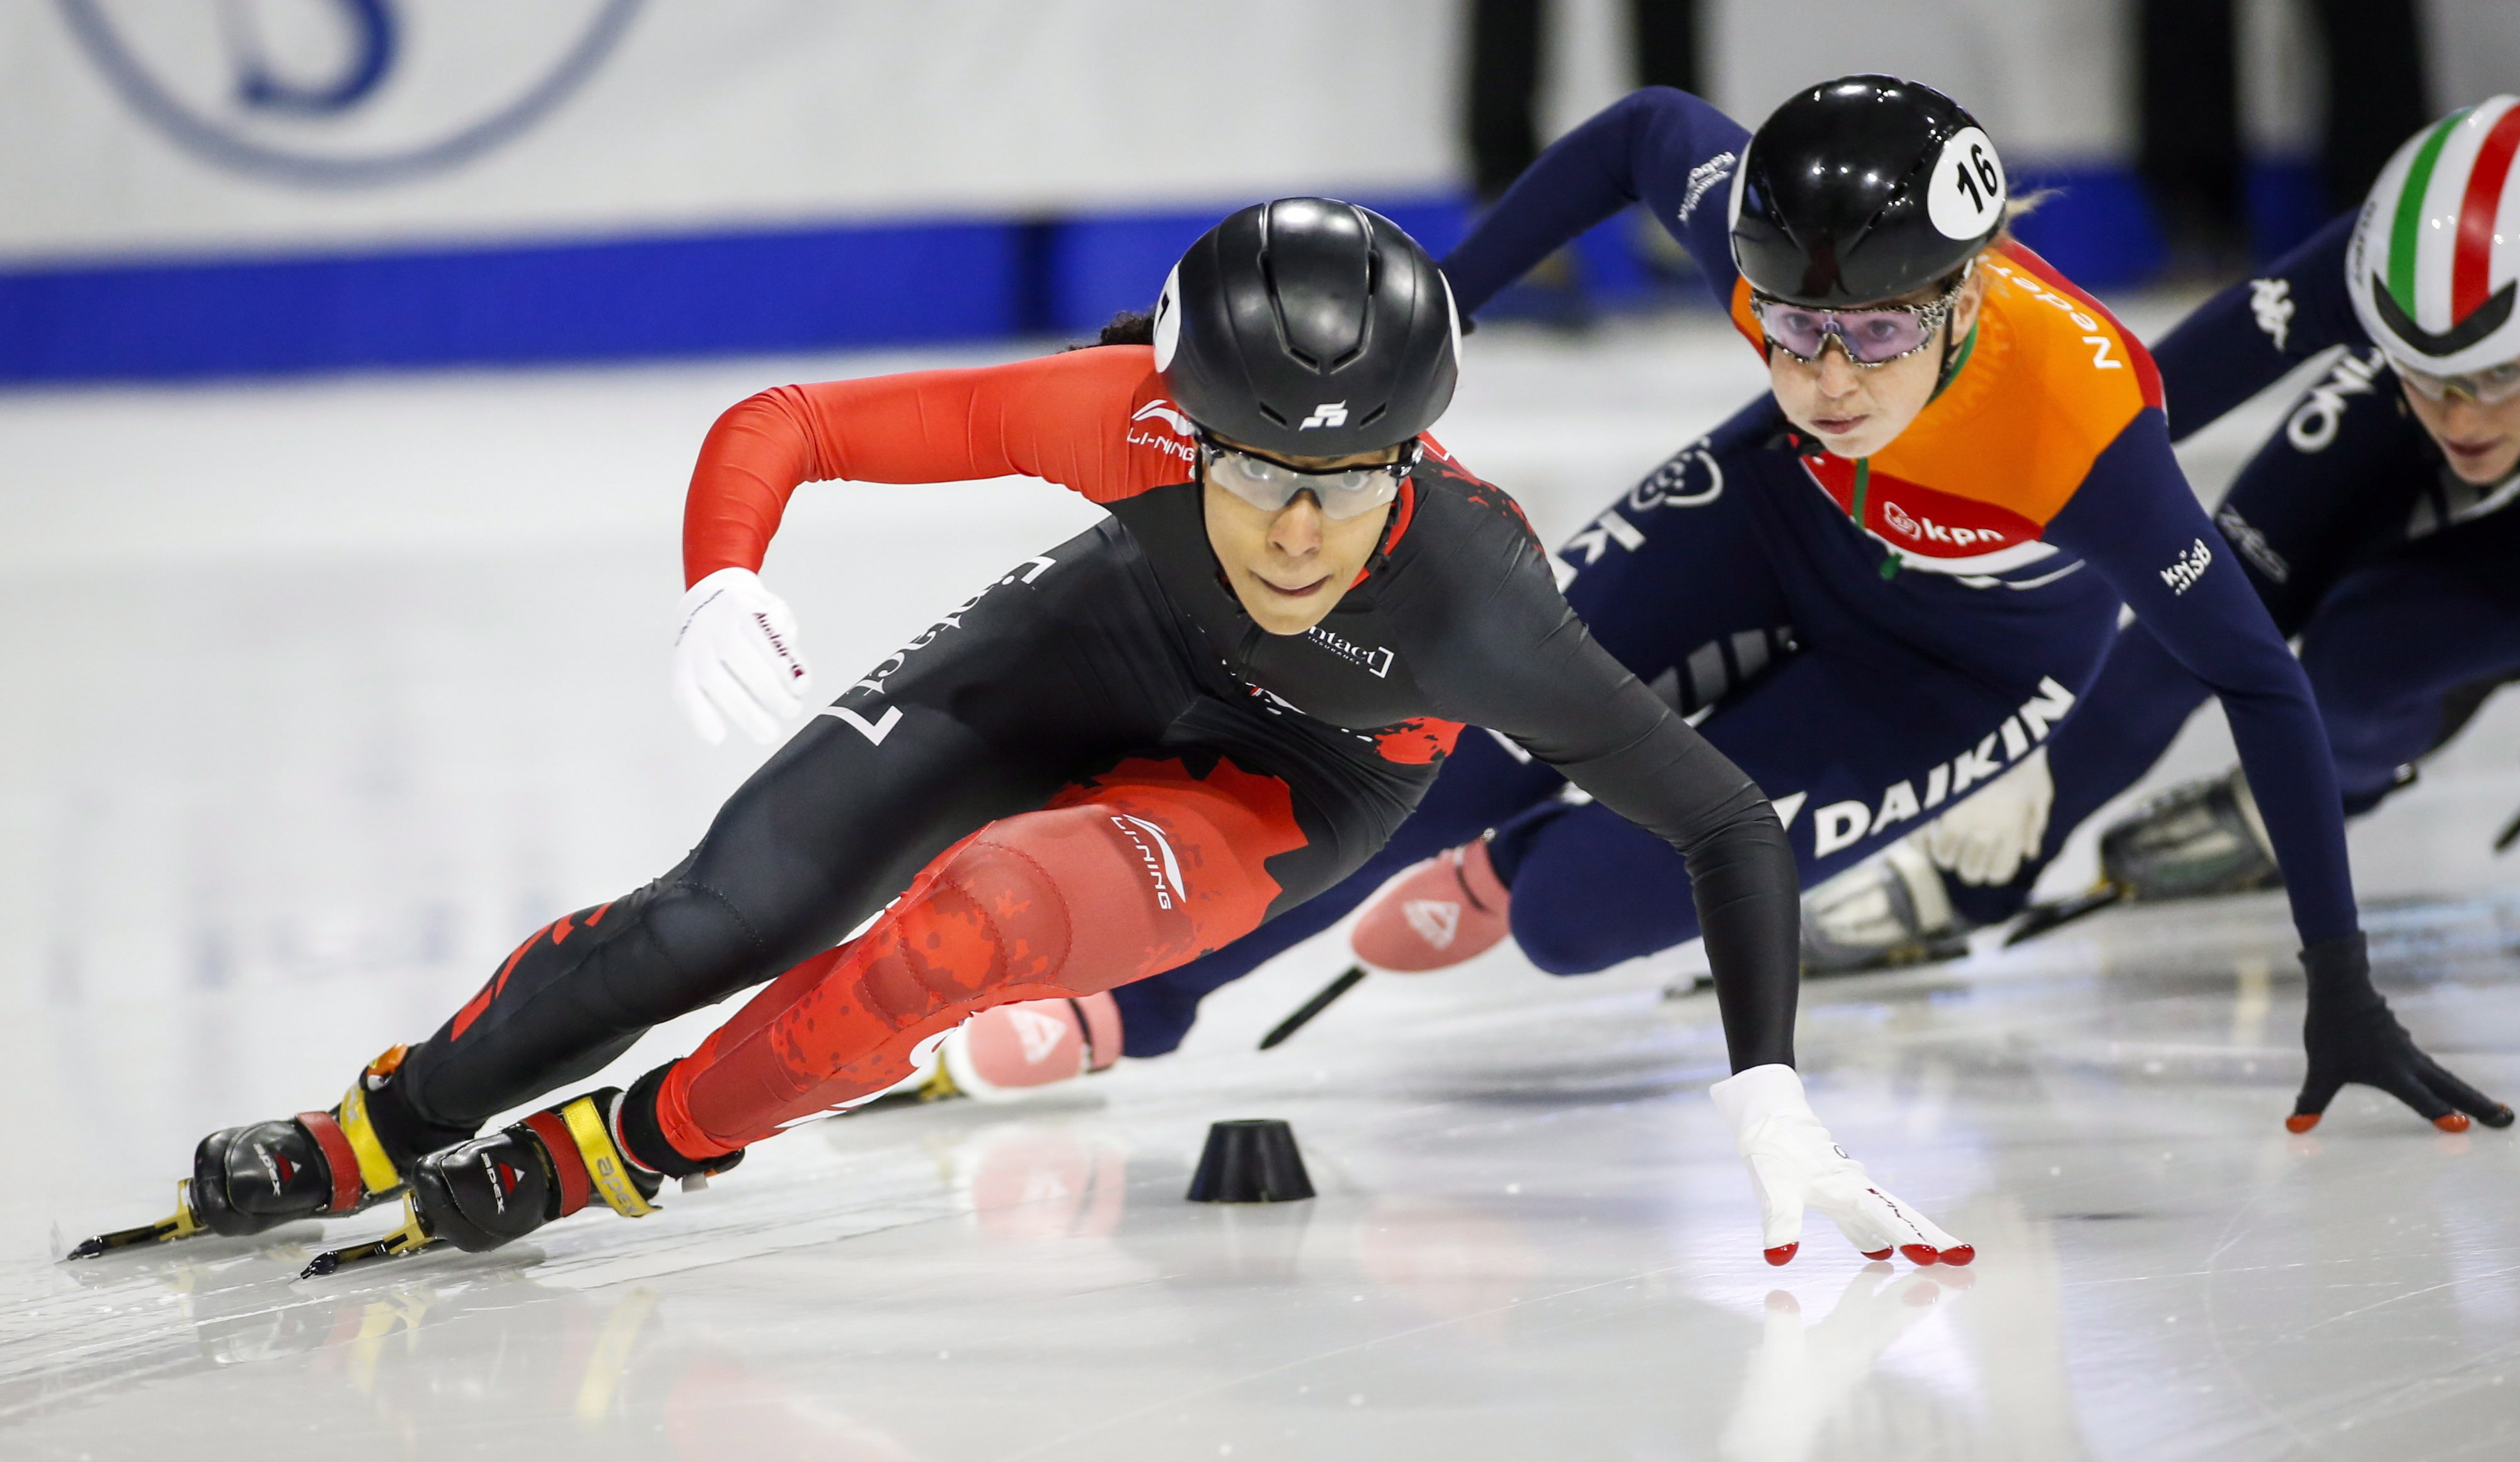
top-left (0, 0), bottom-right (1462, 378)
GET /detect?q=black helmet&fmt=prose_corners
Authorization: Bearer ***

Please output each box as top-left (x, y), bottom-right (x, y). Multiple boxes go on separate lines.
top-left (1730, 75), bottom-right (2007, 307)
top-left (1153, 198), bottom-right (1459, 458)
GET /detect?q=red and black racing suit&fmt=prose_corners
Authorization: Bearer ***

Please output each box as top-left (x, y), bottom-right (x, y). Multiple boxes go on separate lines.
top-left (376, 343), bottom-right (1799, 1168)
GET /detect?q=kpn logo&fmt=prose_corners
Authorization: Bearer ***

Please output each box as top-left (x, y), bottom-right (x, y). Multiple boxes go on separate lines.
top-left (58, 0), bottom-right (643, 186)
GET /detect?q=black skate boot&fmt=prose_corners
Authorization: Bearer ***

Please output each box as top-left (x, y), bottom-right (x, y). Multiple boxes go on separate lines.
top-left (302, 1085), bottom-right (740, 1276)
top-left (69, 1046), bottom-right (440, 1259)
top-left (2008, 768), bottom-right (2281, 945)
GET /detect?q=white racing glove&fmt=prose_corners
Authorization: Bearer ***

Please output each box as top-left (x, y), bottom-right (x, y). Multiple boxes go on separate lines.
top-left (1709, 1063), bottom-right (1970, 1267)
top-left (672, 567), bottom-right (812, 745)
top-left (1919, 744), bottom-right (2052, 886)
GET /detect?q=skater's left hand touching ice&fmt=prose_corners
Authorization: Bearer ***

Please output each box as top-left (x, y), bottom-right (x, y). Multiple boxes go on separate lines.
top-left (1710, 1065), bottom-right (1972, 1267)
top-left (2289, 936), bottom-right (2514, 1134)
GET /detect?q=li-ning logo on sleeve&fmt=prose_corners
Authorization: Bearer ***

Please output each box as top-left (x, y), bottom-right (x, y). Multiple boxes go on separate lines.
top-left (2160, 537), bottom-right (2214, 595)
top-left (2249, 277), bottom-right (2294, 351)
top-left (1305, 625), bottom-right (1396, 677)
top-left (1676, 151), bottom-right (1736, 224)
top-left (1128, 399), bottom-right (1197, 464)
top-left (1298, 402), bottom-right (1348, 430)
top-left (1109, 815), bottom-right (1185, 910)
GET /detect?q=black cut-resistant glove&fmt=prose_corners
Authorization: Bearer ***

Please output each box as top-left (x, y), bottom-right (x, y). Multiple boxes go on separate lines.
top-left (2289, 934), bottom-right (2513, 1133)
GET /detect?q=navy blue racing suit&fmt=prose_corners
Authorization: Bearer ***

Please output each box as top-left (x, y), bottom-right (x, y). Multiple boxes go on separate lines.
top-left (1948, 214), bottom-right (2520, 926)
top-left (1114, 86), bottom-right (2362, 1055)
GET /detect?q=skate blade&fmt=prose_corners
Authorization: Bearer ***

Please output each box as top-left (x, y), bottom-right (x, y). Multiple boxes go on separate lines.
top-left (1259, 966), bottom-right (1368, 1051)
top-left (2003, 884), bottom-right (2126, 947)
top-left (66, 1180), bottom-right (206, 1260)
top-left (299, 1199), bottom-right (436, 1279)
top-left (1801, 932), bottom-right (1974, 978)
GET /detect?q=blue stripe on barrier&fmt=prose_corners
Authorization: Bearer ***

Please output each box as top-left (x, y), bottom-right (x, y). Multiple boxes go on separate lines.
top-left (0, 164), bottom-right (2330, 384)
top-left (0, 218), bottom-right (1026, 382)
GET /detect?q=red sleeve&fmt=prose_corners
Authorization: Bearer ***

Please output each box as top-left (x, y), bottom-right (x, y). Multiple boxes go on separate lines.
top-left (682, 346), bottom-right (1171, 585)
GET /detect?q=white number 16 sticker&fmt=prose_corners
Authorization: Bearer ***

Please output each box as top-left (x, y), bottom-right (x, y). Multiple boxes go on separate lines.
top-left (1927, 126), bottom-right (2006, 239)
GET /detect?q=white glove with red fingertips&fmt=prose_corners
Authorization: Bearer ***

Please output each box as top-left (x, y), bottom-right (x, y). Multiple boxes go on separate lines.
top-left (673, 567), bottom-right (813, 745)
top-left (1709, 1063), bottom-right (1971, 1268)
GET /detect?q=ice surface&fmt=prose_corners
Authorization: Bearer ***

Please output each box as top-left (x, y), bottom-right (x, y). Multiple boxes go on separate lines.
top-left (2, 306), bottom-right (2516, 1459)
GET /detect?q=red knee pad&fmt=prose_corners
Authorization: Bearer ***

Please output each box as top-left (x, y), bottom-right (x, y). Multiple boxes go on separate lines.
top-left (666, 755), bottom-right (1310, 1155)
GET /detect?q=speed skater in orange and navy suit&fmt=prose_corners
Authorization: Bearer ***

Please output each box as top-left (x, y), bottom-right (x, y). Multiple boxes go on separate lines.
top-left (83, 199), bottom-right (1966, 1273)
top-left (1899, 100), bottom-right (2520, 988)
top-left (1111, 78), bottom-right (2511, 1137)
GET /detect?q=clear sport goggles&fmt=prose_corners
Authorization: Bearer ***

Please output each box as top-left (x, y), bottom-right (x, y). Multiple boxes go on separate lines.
top-left (1750, 266), bottom-right (1969, 367)
top-left (1198, 435), bottom-right (1417, 520)
top-left (2391, 357), bottom-right (2520, 406)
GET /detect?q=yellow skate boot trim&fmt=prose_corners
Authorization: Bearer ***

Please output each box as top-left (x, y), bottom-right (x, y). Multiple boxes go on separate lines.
top-left (559, 1095), bottom-right (656, 1218)
top-left (916, 1063), bottom-right (962, 1102)
top-left (333, 1079), bottom-right (406, 1199)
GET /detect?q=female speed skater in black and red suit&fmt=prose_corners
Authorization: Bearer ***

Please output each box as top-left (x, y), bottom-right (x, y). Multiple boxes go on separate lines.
top-left (77, 198), bottom-right (1964, 1274)
top-left (1048, 78), bottom-right (2512, 1139)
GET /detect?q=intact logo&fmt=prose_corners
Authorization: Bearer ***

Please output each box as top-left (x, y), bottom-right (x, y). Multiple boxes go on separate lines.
top-left (2160, 537), bottom-right (2214, 595)
top-left (1792, 674), bottom-right (2080, 859)
top-left (750, 610), bottom-right (805, 681)
top-left (2250, 277), bottom-right (2294, 351)
top-left (1305, 624), bottom-right (1396, 677)
top-left (1109, 814), bottom-right (1185, 910)
top-left (1676, 151), bottom-right (1736, 224)
top-left (1128, 399), bottom-right (1197, 464)
top-left (1879, 499), bottom-right (2008, 550)
top-left (1986, 261), bottom-right (2125, 370)
top-left (1402, 899), bottom-right (1462, 949)
top-left (479, 1151), bottom-right (525, 1215)
top-left (1298, 401), bottom-right (1349, 430)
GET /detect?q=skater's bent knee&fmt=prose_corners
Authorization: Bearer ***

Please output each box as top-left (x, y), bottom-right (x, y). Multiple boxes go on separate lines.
top-left (856, 802), bottom-right (1263, 1027)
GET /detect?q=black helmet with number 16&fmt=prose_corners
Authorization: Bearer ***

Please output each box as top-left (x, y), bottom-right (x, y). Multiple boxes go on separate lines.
top-left (1154, 198), bottom-right (1460, 459)
top-left (1730, 75), bottom-right (2008, 308)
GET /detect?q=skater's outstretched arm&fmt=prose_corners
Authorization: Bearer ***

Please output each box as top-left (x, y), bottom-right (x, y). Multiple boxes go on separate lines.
top-left (1443, 86), bottom-right (1751, 315)
top-left (1408, 461), bottom-right (1801, 1073)
top-left (2149, 213), bottom-right (2362, 440)
top-left (682, 346), bottom-right (1172, 585)
top-left (2050, 416), bottom-right (2511, 1131)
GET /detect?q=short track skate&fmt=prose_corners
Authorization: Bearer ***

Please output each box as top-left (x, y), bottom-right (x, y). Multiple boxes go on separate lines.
top-left (297, 1088), bottom-right (693, 1279)
top-left (67, 1048), bottom-right (418, 1263)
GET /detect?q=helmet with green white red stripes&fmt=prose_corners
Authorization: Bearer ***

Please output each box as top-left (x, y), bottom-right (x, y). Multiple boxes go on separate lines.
top-left (2351, 97), bottom-right (2520, 375)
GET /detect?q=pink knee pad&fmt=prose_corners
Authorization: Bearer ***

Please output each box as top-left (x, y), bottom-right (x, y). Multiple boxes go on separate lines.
top-left (939, 992), bottom-right (1124, 1102)
top-left (1349, 839), bottom-right (1513, 973)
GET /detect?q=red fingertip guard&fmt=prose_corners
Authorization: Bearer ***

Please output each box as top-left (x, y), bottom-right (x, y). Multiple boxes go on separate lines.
top-left (2435, 1113), bottom-right (2471, 1133)
top-left (2284, 1113), bottom-right (2320, 1134)
top-left (1860, 1247), bottom-right (1893, 1260)
top-left (1939, 1244), bottom-right (1976, 1266)
top-left (1899, 1244), bottom-right (1940, 1265)
top-left (1763, 1243), bottom-right (1799, 1267)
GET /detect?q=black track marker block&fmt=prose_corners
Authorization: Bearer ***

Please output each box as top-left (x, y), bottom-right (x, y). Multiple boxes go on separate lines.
top-left (1186, 1119), bottom-right (1315, 1203)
